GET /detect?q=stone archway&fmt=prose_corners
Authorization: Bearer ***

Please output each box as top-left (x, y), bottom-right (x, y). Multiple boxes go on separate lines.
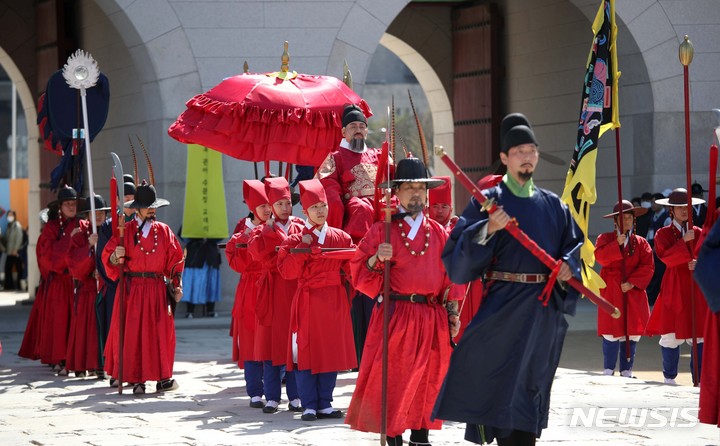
top-left (0, 46), bottom-right (40, 293)
top-left (379, 33), bottom-right (455, 183)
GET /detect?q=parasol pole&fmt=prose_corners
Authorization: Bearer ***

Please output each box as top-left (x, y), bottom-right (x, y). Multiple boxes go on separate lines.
top-left (435, 145), bottom-right (621, 318)
top-left (63, 50), bottom-right (101, 235)
top-left (679, 35), bottom-right (699, 386)
top-left (613, 127), bottom-right (632, 363)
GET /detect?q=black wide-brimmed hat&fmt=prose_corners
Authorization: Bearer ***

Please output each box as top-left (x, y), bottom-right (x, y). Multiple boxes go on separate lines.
top-left (47, 184), bottom-right (78, 208)
top-left (124, 181), bottom-right (170, 209)
top-left (382, 158), bottom-right (444, 189)
top-left (79, 194), bottom-right (111, 214)
top-left (602, 200), bottom-right (648, 218)
top-left (691, 182), bottom-right (708, 195)
top-left (655, 188), bottom-right (705, 206)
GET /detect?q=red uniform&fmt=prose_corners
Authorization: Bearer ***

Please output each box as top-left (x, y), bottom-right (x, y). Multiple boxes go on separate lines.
top-left (277, 224), bottom-right (357, 373)
top-left (18, 278), bottom-right (46, 360)
top-left (316, 143), bottom-right (382, 241)
top-left (65, 219), bottom-right (101, 372)
top-left (646, 224), bottom-right (708, 338)
top-left (247, 217), bottom-right (303, 365)
top-left (346, 215), bottom-right (462, 436)
top-left (102, 218), bottom-right (184, 383)
top-left (36, 215), bottom-right (80, 365)
top-left (595, 232), bottom-right (653, 337)
top-left (226, 219), bottom-right (262, 365)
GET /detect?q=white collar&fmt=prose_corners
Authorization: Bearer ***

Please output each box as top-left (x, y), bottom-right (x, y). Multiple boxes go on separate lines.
top-left (304, 221), bottom-right (328, 245)
top-left (135, 215), bottom-right (152, 238)
top-left (400, 206), bottom-right (424, 240)
top-left (339, 138), bottom-right (367, 154)
top-left (275, 219), bottom-right (290, 234)
top-left (245, 218), bottom-right (257, 231)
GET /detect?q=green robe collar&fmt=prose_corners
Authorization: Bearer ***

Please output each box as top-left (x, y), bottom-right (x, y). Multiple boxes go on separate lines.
top-left (503, 174), bottom-right (535, 198)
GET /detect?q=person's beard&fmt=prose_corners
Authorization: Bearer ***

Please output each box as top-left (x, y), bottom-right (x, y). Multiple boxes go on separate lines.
top-left (349, 137), bottom-right (365, 153)
top-left (518, 170), bottom-right (533, 182)
top-left (405, 200), bottom-right (424, 216)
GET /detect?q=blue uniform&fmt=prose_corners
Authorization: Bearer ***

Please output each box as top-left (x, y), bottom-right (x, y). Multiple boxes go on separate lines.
top-left (432, 181), bottom-right (583, 443)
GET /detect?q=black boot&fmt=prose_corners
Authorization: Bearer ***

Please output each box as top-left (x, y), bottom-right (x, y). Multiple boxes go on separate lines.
top-left (386, 434), bottom-right (404, 446)
top-left (409, 428), bottom-right (430, 446)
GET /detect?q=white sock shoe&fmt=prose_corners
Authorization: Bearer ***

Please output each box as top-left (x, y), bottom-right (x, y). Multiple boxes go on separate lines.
top-left (603, 369), bottom-right (614, 376)
top-left (664, 378), bottom-right (677, 385)
top-left (620, 370), bottom-right (632, 378)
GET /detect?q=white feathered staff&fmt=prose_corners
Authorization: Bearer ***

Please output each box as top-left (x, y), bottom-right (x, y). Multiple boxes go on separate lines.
top-left (62, 49), bottom-right (101, 234)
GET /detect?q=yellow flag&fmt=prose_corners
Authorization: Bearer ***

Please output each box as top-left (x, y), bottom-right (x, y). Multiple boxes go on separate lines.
top-left (561, 0), bottom-right (620, 295)
top-left (181, 145), bottom-right (229, 238)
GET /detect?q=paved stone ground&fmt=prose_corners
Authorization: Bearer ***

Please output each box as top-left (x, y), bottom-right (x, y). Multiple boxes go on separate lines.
top-left (0, 291), bottom-right (718, 445)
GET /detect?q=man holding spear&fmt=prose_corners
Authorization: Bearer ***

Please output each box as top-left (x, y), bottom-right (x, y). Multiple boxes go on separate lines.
top-left (345, 157), bottom-right (462, 446)
top-left (102, 180), bottom-right (184, 394)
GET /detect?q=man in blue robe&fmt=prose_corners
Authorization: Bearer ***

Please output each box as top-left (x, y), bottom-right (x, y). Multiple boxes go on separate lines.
top-left (432, 114), bottom-right (584, 446)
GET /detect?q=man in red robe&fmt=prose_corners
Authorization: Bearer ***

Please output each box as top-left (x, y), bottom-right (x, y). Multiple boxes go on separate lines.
top-left (646, 188), bottom-right (709, 385)
top-left (427, 175), bottom-right (483, 343)
top-left (346, 158), bottom-right (462, 446)
top-left (277, 179), bottom-right (357, 421)
top-left (226, 180), bottom-right (273, 408)
top-left (66, 195), bottom-right (110, 377)
top-left (595, 200), bottom-right (654, 378)
top-left (247, 177), bottom-right (303, 414)
top-left (103, 182), bottom-right (184, 394)
top-left (36, 185), bottom-right (81, 375)
top-left (316, 104), bottom-right (382, 365)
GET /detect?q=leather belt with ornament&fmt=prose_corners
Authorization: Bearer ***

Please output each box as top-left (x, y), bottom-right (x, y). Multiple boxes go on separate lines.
top-left (484, 271), bottom-right (548, 284)
top-left (389, 293), bottom-right (437, 304)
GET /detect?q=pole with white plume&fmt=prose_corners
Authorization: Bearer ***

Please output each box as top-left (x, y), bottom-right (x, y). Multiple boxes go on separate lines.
top-left (63, 49), bottom-right (101, 234)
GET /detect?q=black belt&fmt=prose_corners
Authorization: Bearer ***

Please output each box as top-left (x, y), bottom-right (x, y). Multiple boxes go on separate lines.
top-left (484, 271), bottom-right (548, 283)
top-left (389, 293), bottom-right (435, 304)
top-left (126, 272), bottom-right (162, 278)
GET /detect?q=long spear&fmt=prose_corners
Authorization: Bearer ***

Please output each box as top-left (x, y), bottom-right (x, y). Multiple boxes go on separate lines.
top-left (111, 152), bottom-right (126, 394)
top-left (379, 105), bottom-right (394, 446)
top-left (435, 145), bottom-right (621, 318)
top-left (679, 36), bottom-right (699, 386)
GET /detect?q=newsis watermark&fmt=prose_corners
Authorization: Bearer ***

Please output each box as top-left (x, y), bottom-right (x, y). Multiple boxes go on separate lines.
top-left (569, 406), bottom-right (699, 428)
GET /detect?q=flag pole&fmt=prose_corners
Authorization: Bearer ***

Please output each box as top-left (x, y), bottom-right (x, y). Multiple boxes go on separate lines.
top-left (679, 35), bottom-right (699, 387)
top-left (613, 128), bottom-right (632, 363)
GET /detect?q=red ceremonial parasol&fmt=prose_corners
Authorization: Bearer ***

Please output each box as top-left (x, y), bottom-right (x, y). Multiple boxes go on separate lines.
top-left (168, 42), bottom-right (372, 167)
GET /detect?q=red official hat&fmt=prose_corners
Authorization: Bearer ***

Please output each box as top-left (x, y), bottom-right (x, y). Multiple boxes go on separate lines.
top-left (243, 180), bottom-right (269, 213)
top-left (264, 176), bottom-right (291, 205)
top-left (298, 179), bottom-right (327, 210)
top-left (428, 176), bottom-right (452, 205)
top-left (602, 200), bottom-right (648, 218)
top-left (654, 188), bottom-right (705, 206)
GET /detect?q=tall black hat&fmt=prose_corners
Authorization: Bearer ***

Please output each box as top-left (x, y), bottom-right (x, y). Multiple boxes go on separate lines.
top-left (47, 184), bottom-right (78, 208)
top-left (123, 182), bottom-right (136, 196)
top-left (124, 181), bottom-right (170, 209)
top-left (79, 194), bottom-right (111, 214)
top-left (341, 104), bottom-right (367, 127)
top-left (502, 125), bottom-right (538, 154)
top-left (500, 113), bottom-right (532, 141)
top-left (383, 158), bottom-right (444, 189)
